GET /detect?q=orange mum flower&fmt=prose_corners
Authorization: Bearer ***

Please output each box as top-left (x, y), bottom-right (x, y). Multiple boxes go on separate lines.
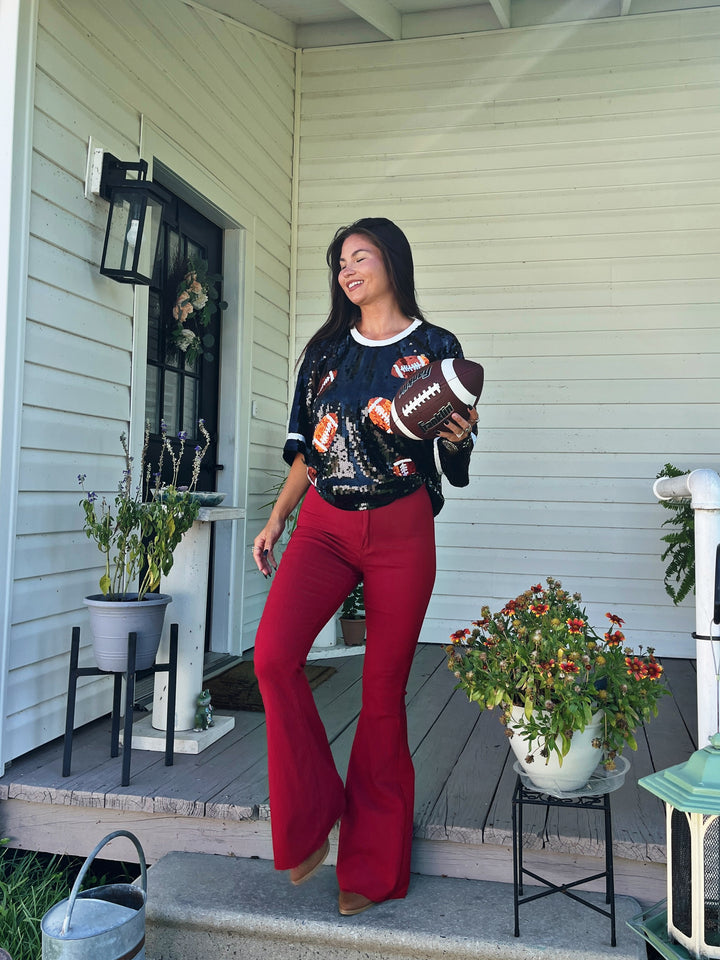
top-left (625, 656), bottom-right (649, 680)
top-left (606, 613), bottom-right (625, 627)
top-left (450, 629), bottom-right (470, 644)
top-left (605, 630), bottom-right (625, 647)
top-left (530, 603), bottom-right (550, 616)
top-left (647, 659), bottom-right (664, 680)
top-left (566, 618), bottom-right (585, 634)
top-left (559, 660), bottom-right (580, 674)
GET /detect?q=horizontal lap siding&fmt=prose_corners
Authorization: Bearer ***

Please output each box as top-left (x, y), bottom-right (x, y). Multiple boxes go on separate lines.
top-left (297, 8), bottom-right (720, 656)
top-left (6, 0), bottom-right (295, 761)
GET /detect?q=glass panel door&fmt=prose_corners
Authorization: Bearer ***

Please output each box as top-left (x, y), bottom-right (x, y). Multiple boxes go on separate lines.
top-left (145, 193), bottom-right (222, 492)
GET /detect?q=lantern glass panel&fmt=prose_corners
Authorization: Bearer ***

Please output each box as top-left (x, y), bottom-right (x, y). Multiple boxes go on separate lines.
top-left (705, 815), bottom-right (720, 947)
top-left (142, 197), bottom-right (163, 283)
top-left (103, 192), bottom-right (143, 278)
top-left (102, 188), bottom-right (164, 284)
top-left (671, 807), bottom-right (693, 938)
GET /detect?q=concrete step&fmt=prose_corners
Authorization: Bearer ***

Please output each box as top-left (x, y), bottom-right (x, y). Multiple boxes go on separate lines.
top-left (144, 852), bottom-right (645, 960)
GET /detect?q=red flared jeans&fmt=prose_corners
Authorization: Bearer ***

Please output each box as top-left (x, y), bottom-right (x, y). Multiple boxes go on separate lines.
top-left (254, 484), bottom-right (436, 902)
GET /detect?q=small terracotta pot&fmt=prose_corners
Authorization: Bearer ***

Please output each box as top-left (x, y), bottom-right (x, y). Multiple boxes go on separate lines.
top-left (339, 617), bottom-right (366, 646)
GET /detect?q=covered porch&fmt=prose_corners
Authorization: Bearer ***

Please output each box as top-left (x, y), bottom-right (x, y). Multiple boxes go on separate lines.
top-left (0, 645), bottom-right (696, 906)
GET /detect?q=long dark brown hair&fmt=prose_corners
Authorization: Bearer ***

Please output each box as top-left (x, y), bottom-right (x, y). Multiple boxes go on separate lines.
top-left (303, 217), bottom-right (427, 355)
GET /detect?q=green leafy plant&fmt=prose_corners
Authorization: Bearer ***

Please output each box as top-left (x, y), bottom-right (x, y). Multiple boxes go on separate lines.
top-left (78, 421), bottom-right (210, 601)
top-left (446, 577), bottom-right (668, 768)
top-left (656, 463), bottom-right (695, 605)
top-left (341, 583), bottom-right (365, 620)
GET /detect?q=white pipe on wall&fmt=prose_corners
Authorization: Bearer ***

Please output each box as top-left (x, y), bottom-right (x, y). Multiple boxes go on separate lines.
top-left (654, 469), bottom-right (720, 747)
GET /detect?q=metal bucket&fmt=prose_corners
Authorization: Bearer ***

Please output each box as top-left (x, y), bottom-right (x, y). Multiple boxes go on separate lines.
top-left (41, 831), bottom-right (147, 960)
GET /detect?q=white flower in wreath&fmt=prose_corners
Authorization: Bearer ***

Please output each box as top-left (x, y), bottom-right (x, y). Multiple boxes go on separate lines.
top-left (176, 328), bottom-right (201, 352)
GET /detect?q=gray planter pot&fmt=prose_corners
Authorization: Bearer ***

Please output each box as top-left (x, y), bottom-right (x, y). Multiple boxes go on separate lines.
top-left (83, 593), bottom-right (172, 672)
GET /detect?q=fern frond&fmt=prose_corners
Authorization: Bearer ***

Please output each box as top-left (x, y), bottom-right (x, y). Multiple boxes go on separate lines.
top-left (655, 463), bottom-right (696, 606)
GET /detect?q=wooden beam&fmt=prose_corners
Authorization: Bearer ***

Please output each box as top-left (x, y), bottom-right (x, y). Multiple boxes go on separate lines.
top-left (337, 0), bottom-right (402, 40)
top-left (185, 0), bottom-right (296, 47)
top-left (620, 0), bottom-right (633, 14)
top-left (488, 0), bottom-right (511, 29)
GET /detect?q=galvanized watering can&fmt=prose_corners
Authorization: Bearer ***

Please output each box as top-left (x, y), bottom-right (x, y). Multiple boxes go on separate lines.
top-left (41, 830), bottom-right (147, 960)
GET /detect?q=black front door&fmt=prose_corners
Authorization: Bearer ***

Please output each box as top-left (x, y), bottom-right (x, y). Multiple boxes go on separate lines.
top-left (145, 193), bottom-right (222, 491)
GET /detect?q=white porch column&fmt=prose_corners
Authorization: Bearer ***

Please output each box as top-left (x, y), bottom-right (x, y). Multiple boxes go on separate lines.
top-left (151, 506), bottom-right (244, 735)
top-left (654, 469), bottom-right (720, 748)
top-left (0, 0), bottom-right (36, 775)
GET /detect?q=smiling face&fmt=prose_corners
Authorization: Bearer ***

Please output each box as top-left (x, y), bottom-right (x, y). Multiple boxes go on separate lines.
top-left (338, 233), bottom-right (395, 310)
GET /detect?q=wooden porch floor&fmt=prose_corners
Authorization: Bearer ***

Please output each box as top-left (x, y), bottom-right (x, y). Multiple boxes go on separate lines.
top-left (0, 646), bottom-right (696, 906)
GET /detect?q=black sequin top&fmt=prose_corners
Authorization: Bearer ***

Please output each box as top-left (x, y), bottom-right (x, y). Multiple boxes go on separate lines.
top-left (283, 319), bottom-right (475, 515)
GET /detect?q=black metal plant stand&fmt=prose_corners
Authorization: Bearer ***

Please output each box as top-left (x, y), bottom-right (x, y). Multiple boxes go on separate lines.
top-left (63, 623), bottom-right (178, 787)
top-left (512, 775), bottom-right (617, 947)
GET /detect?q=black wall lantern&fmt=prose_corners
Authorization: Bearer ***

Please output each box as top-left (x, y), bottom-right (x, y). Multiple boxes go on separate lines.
top-left (99, 153), bottom-right (170, 285)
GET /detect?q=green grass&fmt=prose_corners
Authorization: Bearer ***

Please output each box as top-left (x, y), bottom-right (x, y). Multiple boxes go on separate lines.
top-left (0, 845), bottom-right (135, 960)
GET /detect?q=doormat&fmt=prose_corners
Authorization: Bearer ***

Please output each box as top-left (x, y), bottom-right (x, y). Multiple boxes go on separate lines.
top-left (205, 661), bottom-right (336, 712)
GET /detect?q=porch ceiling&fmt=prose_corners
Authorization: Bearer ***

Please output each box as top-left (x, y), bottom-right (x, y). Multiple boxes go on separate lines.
top-left (187, 0), bottom-right (720, 47)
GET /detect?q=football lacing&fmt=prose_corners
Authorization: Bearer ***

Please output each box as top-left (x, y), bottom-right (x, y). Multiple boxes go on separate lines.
top-left (318, 422), bottom-right (335, 444)
top-left (401, 382), bottom-right (441, 416)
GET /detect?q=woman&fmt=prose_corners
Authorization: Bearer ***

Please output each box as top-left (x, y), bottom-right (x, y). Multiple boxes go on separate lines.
top-left (252, 217), bottom-right (478, 916)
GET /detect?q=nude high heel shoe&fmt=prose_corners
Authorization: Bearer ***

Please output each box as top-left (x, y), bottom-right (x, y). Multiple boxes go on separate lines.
top-left (289, 838), bottom-right (330, 886)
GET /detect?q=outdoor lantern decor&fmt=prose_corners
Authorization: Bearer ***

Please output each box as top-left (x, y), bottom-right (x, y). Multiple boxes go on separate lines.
top-left (98, 153), bottom-right (170, 285)
top-left (639, 732), bottom-right (720, 959)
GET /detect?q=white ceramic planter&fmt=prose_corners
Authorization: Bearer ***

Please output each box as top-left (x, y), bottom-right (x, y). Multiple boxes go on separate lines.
top-left (508, 705), bottom-right (604, 793)
top-left (83, 593), bottom-right (172, 672)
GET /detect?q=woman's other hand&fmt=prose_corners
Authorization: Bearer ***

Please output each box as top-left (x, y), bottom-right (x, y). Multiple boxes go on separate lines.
top-left (252, 452), bottom-right (310, 578)
top-left (253, 520), bottom-right (284, 577)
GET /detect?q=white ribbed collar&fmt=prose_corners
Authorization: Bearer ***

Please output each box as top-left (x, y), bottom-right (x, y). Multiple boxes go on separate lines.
top-left (350, 318), bottom-right (422, 346)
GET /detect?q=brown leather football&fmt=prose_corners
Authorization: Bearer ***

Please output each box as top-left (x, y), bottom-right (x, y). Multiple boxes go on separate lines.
top-left (389, 358), bottom-right (484, 440)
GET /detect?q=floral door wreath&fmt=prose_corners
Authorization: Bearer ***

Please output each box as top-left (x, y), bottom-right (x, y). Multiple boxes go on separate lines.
top-left (170, 257), bottom-right (226, 364)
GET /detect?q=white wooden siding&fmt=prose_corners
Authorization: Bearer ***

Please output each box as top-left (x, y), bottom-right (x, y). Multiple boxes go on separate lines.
top-left (296, 8), bottom-right (720, 657)
top-left (5, 0), bottom-right (296, 762)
